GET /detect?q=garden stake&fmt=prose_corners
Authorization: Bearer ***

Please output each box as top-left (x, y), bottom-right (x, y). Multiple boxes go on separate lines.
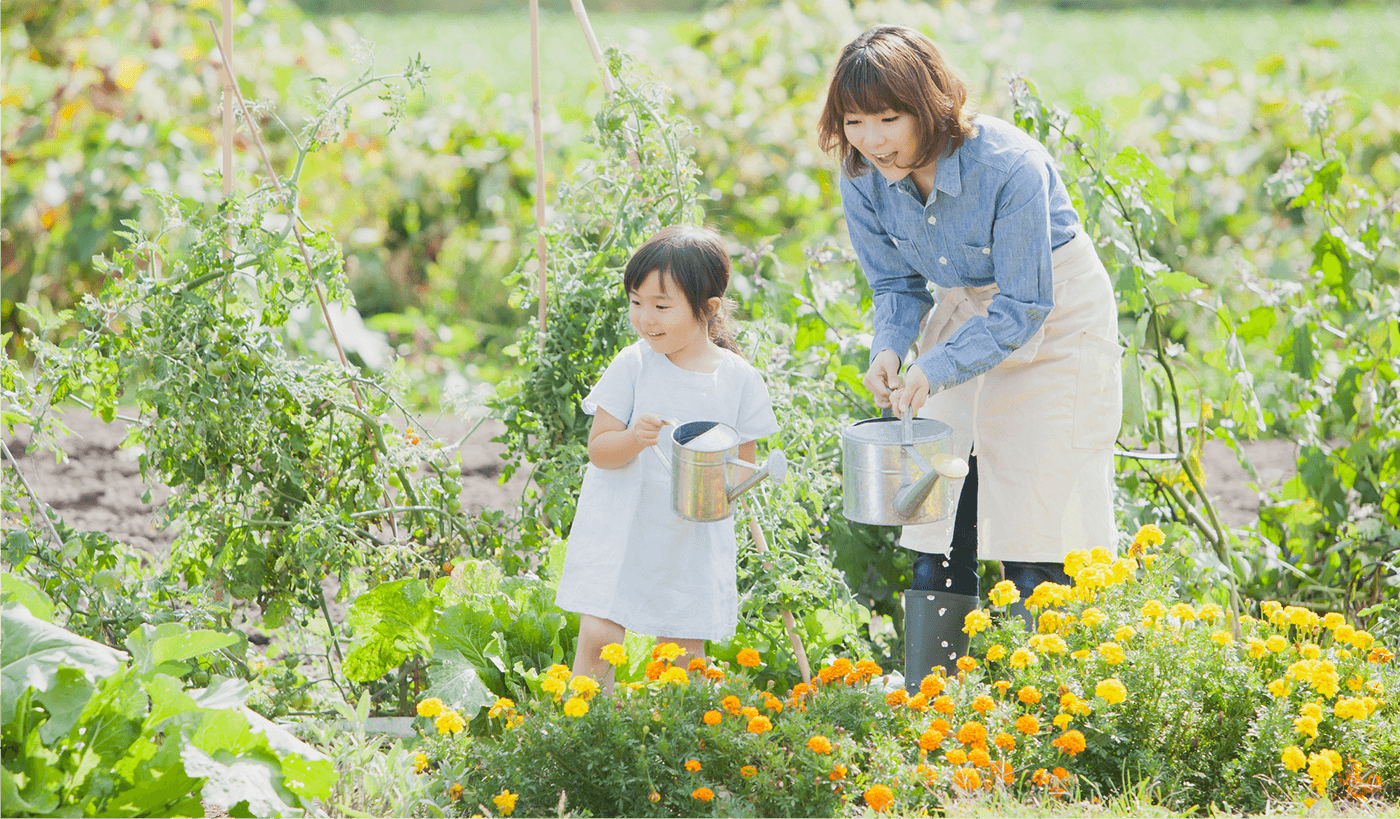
top-left (566, 0), bottom-right (640, 170)
top-left (741, 499), bottom-right (811, 685)
top-left (1, 440), bottom-right (67, 559)
top-left (528, 0), bottom-right (549, 350)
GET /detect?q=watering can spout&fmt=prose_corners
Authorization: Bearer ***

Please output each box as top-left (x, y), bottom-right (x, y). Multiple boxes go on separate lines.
top-left (893, 449), bottom-right (969, 520)
top-left (726, 449), bottom-right (787, 502)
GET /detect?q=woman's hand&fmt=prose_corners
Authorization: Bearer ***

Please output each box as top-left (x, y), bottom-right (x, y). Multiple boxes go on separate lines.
top-left (863, 349), bottom-right (904, 409)
top-left (890, 364), bottom-right (930, 419)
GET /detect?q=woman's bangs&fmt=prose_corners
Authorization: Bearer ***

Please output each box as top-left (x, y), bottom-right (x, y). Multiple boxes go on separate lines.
top-left (836, 59), bottom-right (902, 116)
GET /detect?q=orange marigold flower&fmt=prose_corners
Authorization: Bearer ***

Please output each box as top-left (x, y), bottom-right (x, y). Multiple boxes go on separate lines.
top-left (919, 673), bottom-right (946, 698)
top-left (864, 784), bottom-right (894, 813)
top-left (747, 715), bottom-right (773, 733)
top-left (721, 695), bottom-right (742, 715)
top-left (972, 694), bottom-right (996, 713)
top-left (736, 647), bottom-right (762, 667)
top-left (688, 656), bottom-right (708, 672)
top-left (886, 689), bottom-right (910, 707)
top-left (945, 748), bottom-right (969, 766)
top-left (919, 730), bottom-right (945, 752)
top-left (644, 659), bottom-right (667, 680)
top-left (1032, 768), bottom-right (1050, 786)
top-left (741, 765), bottom-right (758, 778)
top-left (705, 667), bottom-right (726, 681)
top-left (951, 767), bottom-right (982, 792)
top-left (1368, 647), bottom-right (1395, 664)
top-left (956, 721), bottom-right (988, 746)
top-left (854, 659), bottom-right (883, 679)
top-left (906, 693), bottom-right (929, 712)
top-left (929, 717), bottom-right (952, 734)
top-left (1052, 729), bottom-right (1087, 756)
top-left (1016, 714), bottom-right (1041, 735)
top-left (703, 709), bottom-right (722, 726)
top-left (692, 787), bottom-right (715, 801)
top-left (808, 735), bottom-right (833, 754)
top-left (957, 655), bottom-right (978, 673)
top-left (764, 696), bottom-right (784, 712)
top-left (933, 695), bottom-right (955, 714)
top-left (994, 732), bottom-right (1016, 751)
top-left (1018, 685), bottom-right (1042, 705)
top-left (740, 706), bottom-right (759, 719)
top-left (830, 765), bottom-right (847, 781)
top-left (685, 759), bottom-right (701, 772)
top-left (988, 759), bottom-right (1014, 786)
top-left (969, 748), bottom-right (992, 768)
top-left (791, 682), bottom-right (813, 699)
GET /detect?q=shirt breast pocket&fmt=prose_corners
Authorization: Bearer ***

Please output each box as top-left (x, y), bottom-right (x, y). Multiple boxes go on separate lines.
top-left (961, 243), bottom-right (994, 281)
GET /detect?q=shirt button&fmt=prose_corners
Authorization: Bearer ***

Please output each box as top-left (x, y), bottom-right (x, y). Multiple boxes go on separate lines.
top-left (982, 247), bottom-right (991, 255)
top-left (939, 256), bottom-right (948, 265)
top-left (927, 215), bottom-right (937, 225)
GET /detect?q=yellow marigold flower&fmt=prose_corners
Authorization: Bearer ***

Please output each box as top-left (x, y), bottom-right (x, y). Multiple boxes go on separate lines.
top-left (1349, 630), bottom-right (1375, 650)
top-left (1300, 702), bottom-right (1324, 721)
top-left (1169, 603), bottom-right (1196, 622)
top-left (972, 695), bottom-right (996, 714)
top-left (907, 693), bottom-right (929, 712)
top-left (920, 673), bottom-right (946, 698)
top-left (649, 791), bottom-right (661, 802)
top-left (1072, 648), bottom-right (1092, 661)
top-left (746, 714), bottom-right (773, 734)
top-left (651, 642), bottom-right (684, 662)
top-left (542, 675), bottom-right (568, 698)
top-left (886, 689), bottom-right (909, 707)
top-left (1134, 524), bottom-right (1165, 547)
top-left (1321, 612), bottom-right (1346, 630)
top-left (1113, 625), bottom-right (1136, 642)
top-left (1317, 673), bottom-right (1340, 698)
top-left (600, 643), bottom-right (627, 665)
top-left (1080, 607), bottom-right (1108, 628)
top-left (945, 748), bottom-right (969, 766)
top-left (489, 697), bottom-right (516, 718)
top-left (448, 783), bottom-right (463, 801)
top-left (1333, 697), bottom-right (1368, 720)
top-left (721, 695), bottom-right (742, 715)
top-left (659, 667), bottom-right (689, 686)
top-left (830, 765), bottom-right (847, 781)
top-left (1297, 642), bottom-right (1321, 660)
top-left (986, 644), bottom-right (1007, 663)
top-left (1140, 600), bottom-right (1167, 621)
top-left (736, 647), bottom-right (762, 667)
top-left (1019, 685), bottom-right (1042, 704)
top-left (703, 709), bottom-right (722, 726)
top-left (435, 710), bottom-right (466, 735)
top-left (808, 735), bottom-right (833, 754)
top-left (546, 664), bottom-right (571, 680)
top-left (1245, 638), bottom-right (1268, 660)
top-left (994, 679), bottom-right (1012, 695)
top-left (1063, 549), bottom-right (1091, 578)
top-left (564, 698), bottom-right (589, 718)
top-left (864, 784), bottom-right (894, 813)
top-left (1198, 604), bottom-right (1224, 622)
top-left (413, 752), bottom-right (429, 773)
top-left (1095, 678), bottom-right (1127, 705)
top-left (995, 732), bottom-right (1016, 751)
top-left (570, 675), bottom-right (601, 700)
top-left (969, 748), bottom-right (992, 768)
top-left (1097, 642), bottom-right (1125, 665)
top-left (688, 656), bottom-right (708, 672)
top-left (1053, 713), bottom-right (1073, 729)
top-left (990, 580), bottom-right (1020, 606)
top-left (685, 759), bottom-right (701, 773)
top-left (1052, 729), bottom-right (1087, 756)
top-left (964, 609), bottom-right (992, 635)
top-left (919, 729), bottom-right (945, 751)
top-left (741, 765), bottom-right (758, 778)
top-left (1016, 714), bottom-right (1040, 735)
top-left (416, 697), bottom-right (445, 717)
top-left (1010, 648), bottom-right (1038, 669)
top-left (1038, 610), bottom-right (1065, 633)
top-left (957, 656), bottom-right (978, 674)
top-left (1268, 678), bottom-right (1292, 698)
top-left (1287, 606), bottom-right (1319, 630)
top-left (1282, 745), bottom-right (1307, 772)
top-left (1211, 630), bottom-right (1233, 646)
top-left (1265, 634), bottom-right (1288, 653)
top-left (1294, 715), bottom-right (1318, 739)
top-left (691, 787), bottom-right (715, 801)
top-left (1026, 582), bottom-right (1072, 611)
top-left (956, 721), bottom-right (988, 746)
top-left (493, 789), bottom-right (517, 815)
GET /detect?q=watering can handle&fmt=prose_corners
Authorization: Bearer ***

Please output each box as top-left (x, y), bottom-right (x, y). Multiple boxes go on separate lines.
top-left (646, 418), bottom-right (681, 470)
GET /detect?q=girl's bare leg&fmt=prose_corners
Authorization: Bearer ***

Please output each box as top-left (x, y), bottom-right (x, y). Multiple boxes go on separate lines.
top-left (666, 637), bottom-right (707, 666)
top-left (574, 614), bottom-right (625, 691)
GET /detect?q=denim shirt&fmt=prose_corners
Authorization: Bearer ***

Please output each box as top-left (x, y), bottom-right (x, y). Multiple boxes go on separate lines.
top-left (840, 114), bottom-right (1080, 392)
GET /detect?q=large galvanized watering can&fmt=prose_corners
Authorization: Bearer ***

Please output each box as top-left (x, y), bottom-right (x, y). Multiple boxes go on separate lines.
top-left (841, 412), bottom-right (969, 525)
top-left (651, 420), bottom-right (787, 522)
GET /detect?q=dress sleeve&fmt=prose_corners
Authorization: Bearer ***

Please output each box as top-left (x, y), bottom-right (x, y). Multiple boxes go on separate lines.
top-left (912, 150), bottom-right (1057, 392)
top-left (733, 362), bottom-right (780, 443)
top-left (582, 345), bottom-right (639, 423)
top-left (840, 172), bottom-right (936, 367)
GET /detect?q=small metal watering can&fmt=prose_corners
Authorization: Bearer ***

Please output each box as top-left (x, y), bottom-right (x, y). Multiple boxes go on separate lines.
top-left (651, 420), bottom-right (787, 522)
top-left (841, 411), bottom-right (969, 525)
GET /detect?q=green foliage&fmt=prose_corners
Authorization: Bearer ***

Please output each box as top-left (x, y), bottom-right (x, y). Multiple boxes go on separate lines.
top-left (1, 602), bottom-right (334, 817)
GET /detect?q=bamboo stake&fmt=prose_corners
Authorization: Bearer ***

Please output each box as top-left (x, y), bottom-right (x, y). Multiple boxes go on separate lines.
top-left (221, 0), bottom-right (233, 201)
top-left (528, 0), bottom-right (549, 350)
top-left (566, 0), bottom-right (639, 169)
top-left (742, 501), bottom-right (812, 685)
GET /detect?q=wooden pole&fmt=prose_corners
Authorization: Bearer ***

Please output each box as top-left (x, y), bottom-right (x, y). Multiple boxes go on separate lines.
top-left (221, 0), bottom-right (233, 201)
top-left (742, 502), bottom-right (812, 685)
top-left (566, 0), bottom-right (639, 169)
top-left (528, 0), bottom-right (549, 350)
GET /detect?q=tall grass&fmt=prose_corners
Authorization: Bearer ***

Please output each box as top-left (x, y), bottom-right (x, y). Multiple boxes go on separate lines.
top-left (331, 3), bottom-right (1399, 124)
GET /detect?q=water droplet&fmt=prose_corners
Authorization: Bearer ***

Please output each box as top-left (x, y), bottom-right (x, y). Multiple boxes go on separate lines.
top-left (940, 641), bottom-right (949, 648)
top-left (938, 608), bottom-right (947, 616)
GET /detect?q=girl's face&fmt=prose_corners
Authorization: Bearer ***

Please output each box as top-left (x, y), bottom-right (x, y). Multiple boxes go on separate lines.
top-left (843, 108), bottom-right (925, 182)
top-left (628, 269), bottom-right (714, 365)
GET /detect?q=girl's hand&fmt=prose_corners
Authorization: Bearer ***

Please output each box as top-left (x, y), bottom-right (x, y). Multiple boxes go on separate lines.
top-left (890, 364), bottom-right (931, 419)
top-left (630, 413), bottom-right (664, 448)
top-left (863, 349), bottom-right (904, 409)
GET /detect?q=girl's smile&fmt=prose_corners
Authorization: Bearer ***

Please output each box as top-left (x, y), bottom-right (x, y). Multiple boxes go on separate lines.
top-left (628, 269), bottom-right (720, 371)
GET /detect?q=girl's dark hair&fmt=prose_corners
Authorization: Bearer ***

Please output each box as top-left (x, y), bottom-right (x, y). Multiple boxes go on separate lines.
top-left (623, 225), bottom-right (738, 353)
top-left (817, 25), bottom-right (977, 178)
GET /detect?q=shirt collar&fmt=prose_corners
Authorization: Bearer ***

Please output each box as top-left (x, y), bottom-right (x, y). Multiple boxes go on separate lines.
top-left (881, 146), bottom-right (964, 200)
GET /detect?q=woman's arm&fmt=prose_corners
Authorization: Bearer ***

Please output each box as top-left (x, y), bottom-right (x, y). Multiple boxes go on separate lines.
top-left (587, 408), bottom-right (663, 469)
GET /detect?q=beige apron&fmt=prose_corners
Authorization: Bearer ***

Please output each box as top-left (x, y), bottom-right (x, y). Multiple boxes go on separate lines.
top-left (900, 229), bottom-right (1123, 563)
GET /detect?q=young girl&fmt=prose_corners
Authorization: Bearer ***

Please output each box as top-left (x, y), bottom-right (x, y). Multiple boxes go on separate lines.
top-left (554, 225), bottom-right (780, 686)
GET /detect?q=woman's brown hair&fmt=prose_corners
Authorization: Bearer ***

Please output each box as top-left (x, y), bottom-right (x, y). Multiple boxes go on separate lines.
top-left (817, 25), bottom-right (977, 178)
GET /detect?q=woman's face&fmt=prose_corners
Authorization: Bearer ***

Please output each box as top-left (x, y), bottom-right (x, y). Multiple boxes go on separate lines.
top-left (843, 108), bottom-right (924, 183)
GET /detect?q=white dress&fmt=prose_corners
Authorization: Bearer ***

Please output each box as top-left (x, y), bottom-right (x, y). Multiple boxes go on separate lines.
top-left (554, 342), bottom-right (780, 642)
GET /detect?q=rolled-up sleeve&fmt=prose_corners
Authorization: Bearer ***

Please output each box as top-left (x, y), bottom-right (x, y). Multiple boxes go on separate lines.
top-left (840, 173), bottom-right (935, 366)
top-left (913, 151), bottom-right (1056, 391)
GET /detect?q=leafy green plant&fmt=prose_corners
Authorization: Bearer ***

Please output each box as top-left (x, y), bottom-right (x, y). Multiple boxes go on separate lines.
top-left (1, 601), bottom-right (334, 817)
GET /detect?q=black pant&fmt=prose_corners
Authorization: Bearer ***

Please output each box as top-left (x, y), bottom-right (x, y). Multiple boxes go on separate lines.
top-left (909, 455), bottom-right (1070, 597)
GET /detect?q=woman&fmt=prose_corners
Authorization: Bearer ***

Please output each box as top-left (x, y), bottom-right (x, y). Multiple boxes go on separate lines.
top-left (817, 25), bottom-right (1123, 688)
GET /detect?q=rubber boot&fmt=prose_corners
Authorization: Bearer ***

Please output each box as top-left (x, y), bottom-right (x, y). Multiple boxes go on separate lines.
top-left (903, 588), bottom-right (979, 694)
